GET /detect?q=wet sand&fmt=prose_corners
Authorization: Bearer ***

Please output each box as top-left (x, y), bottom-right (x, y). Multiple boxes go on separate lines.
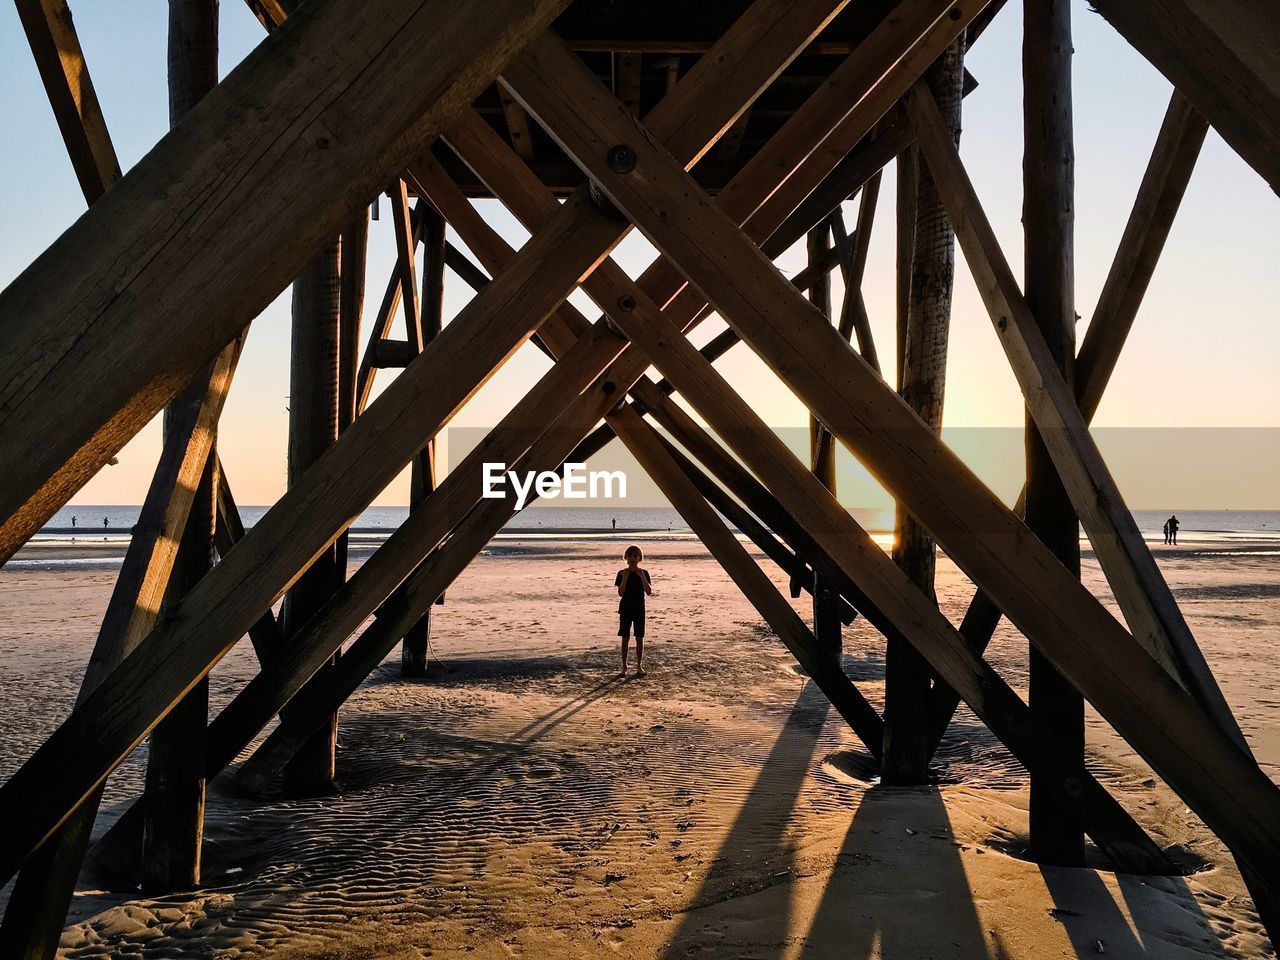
top-left (0, 537), bottom-right (1276, 958)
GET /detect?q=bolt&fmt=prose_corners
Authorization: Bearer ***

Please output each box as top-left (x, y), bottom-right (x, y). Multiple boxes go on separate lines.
top-left (949, 7), bottom-right (962, 20)
top-left (997, 317), bottom-right (1008, 332)
top-left (601, 380), bottom-right (616, 395)
top-left (607, 144), bottom-right (637, 175)
top-left (316, 136), bottom-right (331, 150)
top-left (617, 294), bottom-right (637, 312)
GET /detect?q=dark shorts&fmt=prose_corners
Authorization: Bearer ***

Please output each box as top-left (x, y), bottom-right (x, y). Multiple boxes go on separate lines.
top-left (618, 606), bottom-right (645, 639)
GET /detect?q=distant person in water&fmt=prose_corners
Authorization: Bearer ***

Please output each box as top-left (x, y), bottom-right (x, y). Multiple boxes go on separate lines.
top-left (1168, 514), bottom-right (1180, 545)
top-left (1163, 519), bottom-right (1171, 544)
top-left (614, 544), bottom-right (653, 677)
top-left (103, 516), bottom-right (108, 530)
top-left (71, 516), bottom-right (76, 529)
top-left (612, 517), bottom-right (617, 531)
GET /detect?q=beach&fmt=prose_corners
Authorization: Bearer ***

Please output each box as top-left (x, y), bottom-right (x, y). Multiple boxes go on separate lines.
top-left (0, 533), bottom-right (1276, 958)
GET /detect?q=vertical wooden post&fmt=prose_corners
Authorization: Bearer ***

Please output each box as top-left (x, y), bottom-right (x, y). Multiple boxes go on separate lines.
top-left (139, 0), bottom-right (219, 892)
top-left (806, 220), bottom-right (842, 660)
top-left (401, 207), bottom-right (445, 676)
top-left (281, 238), bottom-right (343, 795)
top-left (141, 463), bottom-right (213, 890)
top-left (883, 38), bottom-right (964, 786)
top-left (334, 210), bottom-right (369, 586)
top-left (1024, 0), bottom-right (1084, 865)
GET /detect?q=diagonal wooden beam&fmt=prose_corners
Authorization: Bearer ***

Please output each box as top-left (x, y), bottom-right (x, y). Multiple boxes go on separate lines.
top-left (108, 0), bottom-right (868, 832)
top-left (354, 198), bottom-right (423, 411)
top-left (1074, 91), bottom-right (1208, 418)
top-left (388, 180), bottom-right (423, 352)
top-left (837, 174), bottom-right (883, 370)
top-left (14, 0), bottom-right (120, 202)
top-left (194, 0), bottom-right (960, 789)
top-left (402, 154), bottom-right (889, 742)
top-left (903, 83), bottom-right (1245, 743)
top-left (3, 0), bottom-right (244, 942)
top-left (178, 0), bottom-right (992, 819)
top-left (0, 0), bottom-right (847, 881)
top-left (925, 89), bottom-right (1211, 749)
top-left (214, 464), bottom-right (286, 660)
top-left (197, 0), bottom-right (988, 803)
top-left (724, 0), bottom-right (989, 235)
top-left (98, 0), bottom-right (865, 865)
top-left (429, 134), bottom-right (887, 640)
top-left (656, 434), bottom-right (857, 625)
top-left (606, 405), bottom-right (886, 748)
top-left (931, 73), bottom-right (1280, 931)
top-left (503, 31), bottom-right (1280, 883)
top-left (1088, 0), bottom-right (1280, 195)
top-left (0, 0), bottom-right (573, 561)
top-left (105, 0), bottom-right (960, 842)
top-left (0, 340), bottom-right (239, 952)
top-left (468, 91), bottom-right (1167, 872)
top-left (496, 86), bottom-right (536, 164)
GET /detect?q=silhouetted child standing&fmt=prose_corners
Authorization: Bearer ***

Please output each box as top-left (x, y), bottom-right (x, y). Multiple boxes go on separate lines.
top-left (615, 544), bottom-right (653, 677)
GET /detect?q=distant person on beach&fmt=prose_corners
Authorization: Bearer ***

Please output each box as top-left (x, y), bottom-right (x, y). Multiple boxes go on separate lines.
top-left (1168, 514), bottom-right (1180, 545)
top-left (614, 544), bottom-right (653, 678)
top-left (1163, 519), bottom-right (1170, 544)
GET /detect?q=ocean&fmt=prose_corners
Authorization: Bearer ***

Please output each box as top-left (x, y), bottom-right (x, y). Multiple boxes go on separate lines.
top-left (33, 504), bottom-right (1280, 547)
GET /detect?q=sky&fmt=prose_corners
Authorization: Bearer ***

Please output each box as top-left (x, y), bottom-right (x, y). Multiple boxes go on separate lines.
top-left (1, 1), bottom-right (1277, 510)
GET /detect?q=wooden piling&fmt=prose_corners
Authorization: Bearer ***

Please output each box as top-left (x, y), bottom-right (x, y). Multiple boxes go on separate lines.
top-left (402, 207), bottom-right (446, 676)
top-left (883, 38), bottom-right (964, 786)
top-left (138, 0), bottom-right (220, 893)
top-left (281, 239), bottom-right (344, 796)
top-left (806, 221), bottom-right (843, 660)
top-left (1022, 0), bottom-right (1084, 866)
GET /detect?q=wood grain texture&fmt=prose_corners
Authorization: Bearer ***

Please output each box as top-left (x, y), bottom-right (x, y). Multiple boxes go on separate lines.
top-left (506, 31), bottom-right (1280, 880)
top-left (1090, 0), bottom-right (1280, 194)
top-left (1021, 0), bottom-right (1084, 867)
top-left (13, 0), bottom-right (120, 202)
top-left (905, 82), bottom-right (1245, 746)
top-left (0, 0), bottom-right (836, 880)
top-left (0, 0), bottom-right (572, 560)
top-left (926, 90), bottom-right (1209, 751)
top-left (473, 62), bottom-right (1165, 868)
top-left (884, 39), bottom-right (964, 787)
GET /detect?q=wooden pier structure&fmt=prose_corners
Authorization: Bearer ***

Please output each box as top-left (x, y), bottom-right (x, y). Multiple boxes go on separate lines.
top-left (1, 0), bottom-right (1278, 954)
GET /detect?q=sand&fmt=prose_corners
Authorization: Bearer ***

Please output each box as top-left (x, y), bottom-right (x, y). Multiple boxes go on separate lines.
top-left (0, 536), bottom-right (1276, 959)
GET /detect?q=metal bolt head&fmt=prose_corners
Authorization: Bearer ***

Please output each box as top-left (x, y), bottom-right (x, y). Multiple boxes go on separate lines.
top-left (607, 144), bottom-right (637, 174)
top-left (617, 294), bottom-right (637, 312)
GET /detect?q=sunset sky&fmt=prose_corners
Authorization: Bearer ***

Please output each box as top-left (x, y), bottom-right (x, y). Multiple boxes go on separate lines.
top-left (1, 1), bottom-right (1276, 510)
